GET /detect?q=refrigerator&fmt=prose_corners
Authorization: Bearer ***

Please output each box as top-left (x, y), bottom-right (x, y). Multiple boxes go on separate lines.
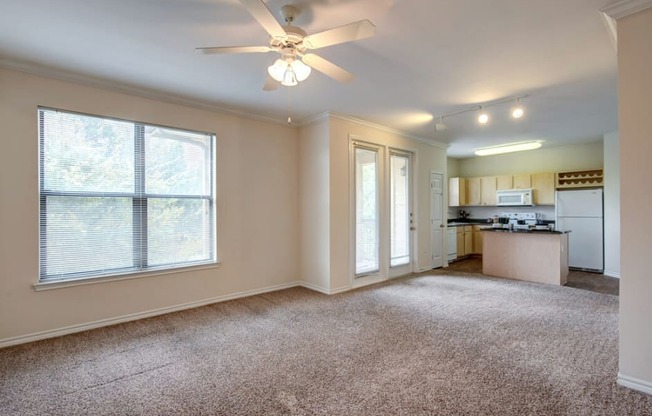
top-left (555, 189), bottom-right (604, 272)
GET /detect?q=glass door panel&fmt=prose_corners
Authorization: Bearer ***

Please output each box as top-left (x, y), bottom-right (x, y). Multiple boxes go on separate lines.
top-left (390, 154), bottom-right (410, 267)
top-left (355, 147), bottom-right (379, 275)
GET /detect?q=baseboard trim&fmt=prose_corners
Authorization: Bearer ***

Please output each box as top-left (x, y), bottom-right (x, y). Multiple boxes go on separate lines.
top-left (298, 281), bottom-right (351, 295)
top-left (603, 270), bottom-right (621, 278)
top-left (0, 281), bottom-right (303, 349)
top-left (617, 372), bottom-right (652, 395)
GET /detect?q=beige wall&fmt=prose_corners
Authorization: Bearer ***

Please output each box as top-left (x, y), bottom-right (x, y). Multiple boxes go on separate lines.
top-left (617, 6), bottom-right (652, 393)
top-left (299, 118), bottom-right (331, 291)
top-left (454, 141), bottom-right (603, 177)
top-left (447, 157), bottom-right (460, 178)
top-left (0, 68), bottom-right (300, 344)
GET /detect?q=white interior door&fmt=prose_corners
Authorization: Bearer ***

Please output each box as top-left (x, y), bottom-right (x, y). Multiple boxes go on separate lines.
top-left (388, 151), bottom-right (413, 278)
top-left (430, 172), bottom-right (444, 269)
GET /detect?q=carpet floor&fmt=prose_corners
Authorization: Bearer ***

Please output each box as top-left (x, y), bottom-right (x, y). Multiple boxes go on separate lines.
top-left (1, 271), bottom-right (651, 415)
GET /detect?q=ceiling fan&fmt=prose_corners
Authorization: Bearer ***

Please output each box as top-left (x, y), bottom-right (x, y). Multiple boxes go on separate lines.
top-left (195, 0), bottom-right (376, 90)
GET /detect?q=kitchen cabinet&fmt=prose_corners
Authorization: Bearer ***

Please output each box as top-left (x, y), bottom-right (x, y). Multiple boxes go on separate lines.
top-left (496, 175), bottom-right (512, 190)
top-left (463, 226), bottom-right (473, 256)
top-left (513, 174), bottom-right (531, 189)
top-left (456, 227), bottom-right (464, 256)
top-left (448, 177), bottom-right (467, 207)
top-left (466, 178), bottom-right (481, 206)
top-left (473, 225), bottom-right (484, 254)
top-left (480, 176), bottom-right (497, 205)
top-left (454, 226), bottom-right (473, 257)
top-left (532, 172), bottom-right (556, 205)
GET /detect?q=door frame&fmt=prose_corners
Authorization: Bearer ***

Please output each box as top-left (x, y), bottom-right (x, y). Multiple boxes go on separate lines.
top-left (388, 149), bottom-right (415, 278)
top-left (349, 136), bottom-right (418, 288)
top-left (350, 139), bottom-right (386, 288)
top-left (430, 170), bottom-right (445, 269)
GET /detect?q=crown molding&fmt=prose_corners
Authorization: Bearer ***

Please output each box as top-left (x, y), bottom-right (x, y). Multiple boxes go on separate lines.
top-left (600, 12), bottom-right (618, 51)
top-left (1, 59), bottom-right (448, 149)
top-left (0, 58), bottom-right (291, 128)
top-left (327, 112), bottom-right (449, 149)
top-left (602, 0), bottom-right (652, 19)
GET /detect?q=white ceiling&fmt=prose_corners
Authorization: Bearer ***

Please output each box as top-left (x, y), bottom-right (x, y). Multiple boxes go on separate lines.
top-left (0, 0), bottom-right (618, 157)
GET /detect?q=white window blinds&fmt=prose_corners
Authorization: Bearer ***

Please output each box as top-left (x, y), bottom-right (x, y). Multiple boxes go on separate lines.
top-left (38, 108), bottom-right (216, 282)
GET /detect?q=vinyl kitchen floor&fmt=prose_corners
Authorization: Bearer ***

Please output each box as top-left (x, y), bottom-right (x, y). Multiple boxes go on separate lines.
top-left (446, 257), bottom-right (619, 296)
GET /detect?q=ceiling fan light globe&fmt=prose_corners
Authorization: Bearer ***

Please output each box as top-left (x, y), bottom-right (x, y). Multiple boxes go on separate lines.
top-left (291, 60), bottom-right (311, 81)
top-left (268, 59), bottom-right (287, 82)
top-left (281, 69), bottom-right (298, 86)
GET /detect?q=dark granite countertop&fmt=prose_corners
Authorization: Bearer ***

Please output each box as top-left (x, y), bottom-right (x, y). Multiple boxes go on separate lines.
top-left (481, 228), bottom-right (570, 235)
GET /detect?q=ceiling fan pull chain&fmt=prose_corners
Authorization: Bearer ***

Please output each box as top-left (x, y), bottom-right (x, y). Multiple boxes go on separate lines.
top-left (287, 87), bottom-right (292, 125)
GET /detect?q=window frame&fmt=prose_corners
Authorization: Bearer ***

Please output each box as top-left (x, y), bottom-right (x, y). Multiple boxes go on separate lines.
top-left (37, 107), bottom-right (218, 285)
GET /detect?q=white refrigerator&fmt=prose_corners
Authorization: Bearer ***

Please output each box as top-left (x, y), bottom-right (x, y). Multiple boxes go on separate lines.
top-left (555, 189), bottom-right (604, 272)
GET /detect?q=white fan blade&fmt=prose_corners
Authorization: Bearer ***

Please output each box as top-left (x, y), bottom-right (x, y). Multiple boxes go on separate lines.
top-left (302, 53), bottom-right (354, 83)
top-left (195, 46), bottom-right (272, 55)
top-left (263, 74), bottom-right (279, 91)
top-left (240, 0), bottom-right (286, 39)
top-left (303, 20), bottom-right (375, 49)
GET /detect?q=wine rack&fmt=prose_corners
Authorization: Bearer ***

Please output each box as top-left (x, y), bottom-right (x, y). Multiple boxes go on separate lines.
top-left (556, 169), bottom-right (603, 189)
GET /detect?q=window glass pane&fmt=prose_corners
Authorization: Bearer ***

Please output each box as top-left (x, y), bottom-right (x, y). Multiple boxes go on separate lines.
top-left (39, 108), bottom-right (216, 282)
top-left (42, 196), bottom-right (134, 278)
top-left (147, 198), bottom-right (213, 266)
top-left (145, 126), bottom-right (212, 196)
top-left (355, 147), bottom-right (379, 275)
top-left (41, 110), bottom-right (134, 193)
top-left (390, 155), bottom-right (410, 267)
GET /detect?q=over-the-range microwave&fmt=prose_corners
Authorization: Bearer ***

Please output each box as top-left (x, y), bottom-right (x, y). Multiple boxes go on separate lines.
top-left (496, 189), bottom-right (534, 206)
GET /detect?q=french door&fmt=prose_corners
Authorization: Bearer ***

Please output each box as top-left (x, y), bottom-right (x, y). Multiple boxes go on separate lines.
top-left (388, 151), bottom-right (413, 278)
top-left (353, 141), bottom-right (413, 283)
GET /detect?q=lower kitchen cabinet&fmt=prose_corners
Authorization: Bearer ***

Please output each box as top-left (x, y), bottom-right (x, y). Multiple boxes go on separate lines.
top-left (463, 226), bottom-right (473, 256)
top-left (451, 225), bottom-right (482, 261)
top-left (473, 225), bottom-right (484, 254)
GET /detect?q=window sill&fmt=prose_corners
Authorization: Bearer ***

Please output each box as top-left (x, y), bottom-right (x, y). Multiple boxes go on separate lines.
top-left (33, 262), bottom-right (221, 292)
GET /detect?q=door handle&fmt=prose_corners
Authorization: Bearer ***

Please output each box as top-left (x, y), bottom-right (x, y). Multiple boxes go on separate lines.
top-left (410, 227), bottom-right (416, 231)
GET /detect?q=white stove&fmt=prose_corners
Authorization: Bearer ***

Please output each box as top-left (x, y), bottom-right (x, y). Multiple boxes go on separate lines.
top-left (502, 212), bottom-right (541, 230)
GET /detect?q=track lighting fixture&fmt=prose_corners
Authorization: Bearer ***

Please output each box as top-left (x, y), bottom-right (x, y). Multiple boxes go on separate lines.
top-left (478, 108), bottom-right (489, 124)
top-left (433, 94), bottom-right (528, 132)
top-left (511, 99), bottom-right (525, 119)
top-left (435, 116), bottom-right (448, 131)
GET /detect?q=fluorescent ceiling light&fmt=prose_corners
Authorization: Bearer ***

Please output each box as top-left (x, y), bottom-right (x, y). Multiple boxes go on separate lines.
top-left (474, 141), bottom-right (542, 156)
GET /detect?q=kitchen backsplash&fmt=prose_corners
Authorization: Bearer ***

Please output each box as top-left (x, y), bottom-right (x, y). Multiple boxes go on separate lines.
top-left (448, 206), bottom-right (556, 221)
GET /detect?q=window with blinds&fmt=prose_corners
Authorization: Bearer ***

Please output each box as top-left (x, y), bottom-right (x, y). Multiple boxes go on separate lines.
top-left (38, 108), bottom-right (216, 282)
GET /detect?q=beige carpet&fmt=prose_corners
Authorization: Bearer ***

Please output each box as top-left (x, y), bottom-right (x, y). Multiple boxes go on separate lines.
top-left (1, 271), bottom-right (651, 415)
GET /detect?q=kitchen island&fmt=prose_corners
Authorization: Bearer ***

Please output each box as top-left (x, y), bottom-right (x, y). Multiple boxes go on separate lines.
top-left (482, 229), bottom-right (571, 286)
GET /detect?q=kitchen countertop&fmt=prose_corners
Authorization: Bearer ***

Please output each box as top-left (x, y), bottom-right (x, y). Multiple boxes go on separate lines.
top-left (481, 228), bottom-right (570, 235)
top-left (447, 222), bottom-right (490, 227)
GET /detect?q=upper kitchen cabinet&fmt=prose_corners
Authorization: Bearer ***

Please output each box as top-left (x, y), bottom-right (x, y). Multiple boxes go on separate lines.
top-left (448, 177), bottom-right (467, 207)
top-left (532, 172), bottom-right (556, 205)
top-left (512, 174), bottom-right (531, 189)
top-left (466, 177), bottom-right (482, 206)
top-left (497, 175), bottom-right (512, 190)
top-left (480, 176), bottom-right (497, 205)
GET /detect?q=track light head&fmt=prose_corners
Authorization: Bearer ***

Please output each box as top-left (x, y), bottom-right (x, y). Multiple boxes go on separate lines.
top-left (478, 109), bottom-right (489, 125)
top-left (511, 99), bottom-right (525, 119)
